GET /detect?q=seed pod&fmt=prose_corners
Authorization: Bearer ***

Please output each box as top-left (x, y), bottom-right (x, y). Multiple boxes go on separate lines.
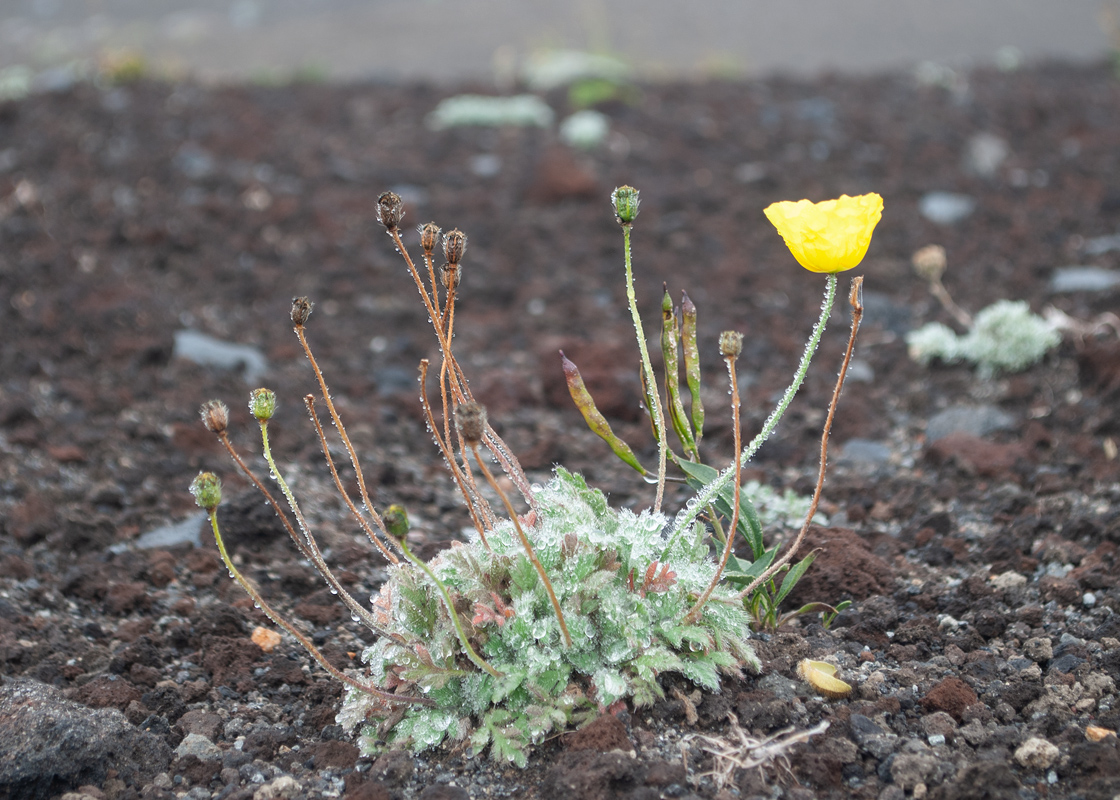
top-left (612, 185), bottom-right (640, 224)
top-left (440, 263), bottom-right (461, 291)
top-left (454, 401), bottom-right (487, 445)
top-left (719, 330), bottom-right (743, 360)
top-left (199, 400), bottom-right (229, 434)
top-left (376, 191), bottom-right (404, 231)
top-left (419, 222), bottom-right (441, 255)
top-left (249, 388), bottom-right (277, 422)
top-left (190, 471), bottom-right (223, 511)
top-left (443, 229), bottom-right (467, 266)
top-left (384, 504), bottom-right (410, 540)
top-left (291, 296), bottom-right (313, 327)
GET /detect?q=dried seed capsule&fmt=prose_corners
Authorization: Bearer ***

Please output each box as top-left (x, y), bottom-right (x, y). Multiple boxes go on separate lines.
top-left (376, 191), bottom-right (404, 231)
top-left (440, 263), bottom-right (461, 291)
top-left (718, 330), bottom-right (743, 360)
top-left (443, 229), bottom-right (467, 266)
top-left (249, 388), bottom-right (277, 422)
top-left (612, 185), bottom-right (640, 225)
top-left (454, 401), bottom-right (487, 445)
top-left (384, 504), bottom-right (410, 540)
top-left (419, 222), bottom-right (441, 255)
top-left (291, 296), bottom-right (313, 327)
top-left (911, 244), bottom-right (947, 282)
top-left (190, 471), bottom-right (223, 511)
top-left (199, 400), bottom-right (229, 434)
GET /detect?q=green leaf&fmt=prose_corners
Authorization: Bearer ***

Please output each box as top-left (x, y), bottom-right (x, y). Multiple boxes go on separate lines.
top-left (561, 353), bottom-right (649, 476)
top-left (661, 288), bottom-right (697, 459)
top-left (679, 460), bottom-right (764, 558)
top-left (774, 552), bottom-right (816, 606)
top-left (722, 547), bottom-right (779, 588)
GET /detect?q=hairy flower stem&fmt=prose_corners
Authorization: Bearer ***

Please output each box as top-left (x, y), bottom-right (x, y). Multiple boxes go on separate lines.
top-left (304, 396), bottom-right (399, 564)
top-left (205, 509), bottom-right (434, 706)
top-left (295, 323), bottom-right (393, 543)
top-left (664, 274), bottom-right (837, 556)
top-left (684, 354), bottom-right (743, 624)
top-left (737, 276), bottom-right (864, 601)
top-left (394, 534), bottom-right (504, 679)
top-left (622, 223), bottom-right (668, 512)
top-left (214, 430), bottom-right (393, 636)
top-left (468, 443), bottom-right (573, 649)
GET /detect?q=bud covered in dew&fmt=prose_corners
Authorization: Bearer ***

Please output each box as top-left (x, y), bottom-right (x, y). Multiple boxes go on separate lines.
top-left (912, 244), bottom-right (947, 283)
top-left (190, 471), bottom-right (223, 511)
top-left (249, 388), bottom-right (277, 422)
top-left (718, 331), bottom-right (743, 360)
top-left (454, 401), bottom-right (487, 445)
top-left (376, 191), bottom-right (404, 231)
top-left (200, 400), bottom-right (229, 434)
top-left (384, 504), bottom-right (410, 540)
top-left (443, 229), bottom-right (467, 266)
top-left (440, 263), bottom-right (461, 291)
top-left (291, 296), bottom-right (313, 327)
top-left (612, 185), bottom-right (640, 225)
top-left (419, 222), bottom-right (441, 255)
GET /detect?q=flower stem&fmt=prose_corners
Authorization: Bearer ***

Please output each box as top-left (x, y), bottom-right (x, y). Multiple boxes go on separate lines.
top-left (622, 223), bottom-right (668, 512)
top-left (663, 274), bottom-right (838, 556)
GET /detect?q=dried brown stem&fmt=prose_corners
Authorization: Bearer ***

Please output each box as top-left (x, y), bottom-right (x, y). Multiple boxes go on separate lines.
top-left (304, 395), bottom-right (400, 564)
top-left (738, 276), bottom-right (865, 601)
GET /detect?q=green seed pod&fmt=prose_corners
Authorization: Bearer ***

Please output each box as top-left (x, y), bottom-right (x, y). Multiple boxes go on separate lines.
top-left (384, 504), bottom-right (410, 540)
top-left (612, 185), bottom-right (640, 225)
top-left (454, 401), bottom-right (487, 445)
top-left (249, 388), bottom-right (277, 422)
top-left (190, 471), bottom-right (222, 511)
top-left (419, 222), bottom-right (441, 255)
top-left (291, 296), bottom-right (313, 327)
top-left (376, 191), bottom-right (404, 231)
top-left (719, 330), bottom-right (743, 360)
top-left (443, 229), bottom-right (467, 266)
top-left (199, 400), bottom-right (229, 434)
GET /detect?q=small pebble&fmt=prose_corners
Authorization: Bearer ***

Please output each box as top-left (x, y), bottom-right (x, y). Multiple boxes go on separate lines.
top-left (1083, 592), bottom-right (1097, 607)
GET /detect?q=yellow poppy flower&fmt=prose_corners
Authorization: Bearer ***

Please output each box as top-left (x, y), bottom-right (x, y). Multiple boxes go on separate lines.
top-left (764, 193), bottom-right (884, 273)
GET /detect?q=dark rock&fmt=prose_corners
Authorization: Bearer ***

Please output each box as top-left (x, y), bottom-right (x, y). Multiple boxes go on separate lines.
top-left (0, 678), bottom-right (171, 800)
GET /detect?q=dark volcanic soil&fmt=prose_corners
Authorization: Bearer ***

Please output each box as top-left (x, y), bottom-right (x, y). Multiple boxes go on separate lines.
top-left (2, 61), bottom-right (1120, 800)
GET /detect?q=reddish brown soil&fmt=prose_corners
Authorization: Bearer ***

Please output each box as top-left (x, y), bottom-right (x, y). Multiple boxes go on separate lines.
top-left (2, 62), bottom-right (1120, 799)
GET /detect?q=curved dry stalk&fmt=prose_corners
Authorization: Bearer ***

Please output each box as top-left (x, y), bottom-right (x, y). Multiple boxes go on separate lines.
top-left (304, 395), bottom-right (400, 564)
top-left (737, 276), bottom-right (864, 601)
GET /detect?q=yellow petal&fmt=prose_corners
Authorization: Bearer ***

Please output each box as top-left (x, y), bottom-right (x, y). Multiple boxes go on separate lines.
top-left (797, 658), bottom-right (852, 699)
top-left (765, 193), bottom-right (884, 273)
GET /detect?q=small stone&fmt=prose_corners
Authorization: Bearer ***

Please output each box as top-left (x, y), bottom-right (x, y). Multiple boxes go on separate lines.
top-left (963, 133), bottom-right (1009, 177)
top-left (1023, 637), bottom-right (1054, 663)
top-left (1014, 736), bottom-right (1059, 769)
top-left (172, 330), bottom-right (269, 383)
top-left (991, 571), bottom-right (1028, 591)
top-left (919, 192), bottom-right (976, 225)
top-left (133, 513), bottom-right (207, 550)
top-left (890, 754), bottom-right (939, 790)
top-left (837, 439), bottom-right (892, 466)
top-left (176, 733), bottom-right (222, 762)
top-left (253, 776), bottom-right (302, 800)
top-left (1083, 592), bottom-right (1097, 607)
top-left (925, 405), bottom-right (1014, 442)
top-left (1050, 266), bottom-right (1120, 293)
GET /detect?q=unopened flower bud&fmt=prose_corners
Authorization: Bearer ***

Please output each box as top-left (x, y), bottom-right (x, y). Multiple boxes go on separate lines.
top-left (443, 229), bottom-right (467, 266)
top-left (440, 263), bottom-right (461, 291)
top-left (249, 388), bottom-right (277, 422)
top-left (912, 244), bottom-right (947, 283)
top-left (190, 471), bottom-right (222, 511)
top-left (612, 185), bottom-right (640, 225)
top-left (454, 401), bottom-right (487, 445)
top-left (419, 222), bottom-right (441, 255)
top-left (200, 400), bottom-right (229, 434)
top-left (719, 331), bottom-right (743, 360)
top-left (291, 296), bottom-right (313, 327)
top-left (376, 191), bottom-right (404, 231)
top-left (384, 504), bottom-right (410, 540)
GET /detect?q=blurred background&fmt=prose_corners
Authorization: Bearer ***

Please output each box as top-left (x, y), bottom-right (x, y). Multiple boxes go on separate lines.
top-left (0, 0), bottom-right (1116, 88)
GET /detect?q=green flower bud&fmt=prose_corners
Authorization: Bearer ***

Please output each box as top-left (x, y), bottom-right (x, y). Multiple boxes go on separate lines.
top-left (719, 330), bottom-right (743, 360)
top-left (249, 388), bottom-right (277, 422)
top-left (612, 185), bottom-right (640, 225)
top-left (384, 504), bottom-right (410, 540)
top-left (190, 471), bottom-right (222, 511)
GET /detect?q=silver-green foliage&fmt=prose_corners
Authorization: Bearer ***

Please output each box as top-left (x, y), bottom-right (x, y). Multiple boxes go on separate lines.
top-left (336, 468), bottom-right (759, 767)
top-left (906, 299), bottom-right (1060, 377)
